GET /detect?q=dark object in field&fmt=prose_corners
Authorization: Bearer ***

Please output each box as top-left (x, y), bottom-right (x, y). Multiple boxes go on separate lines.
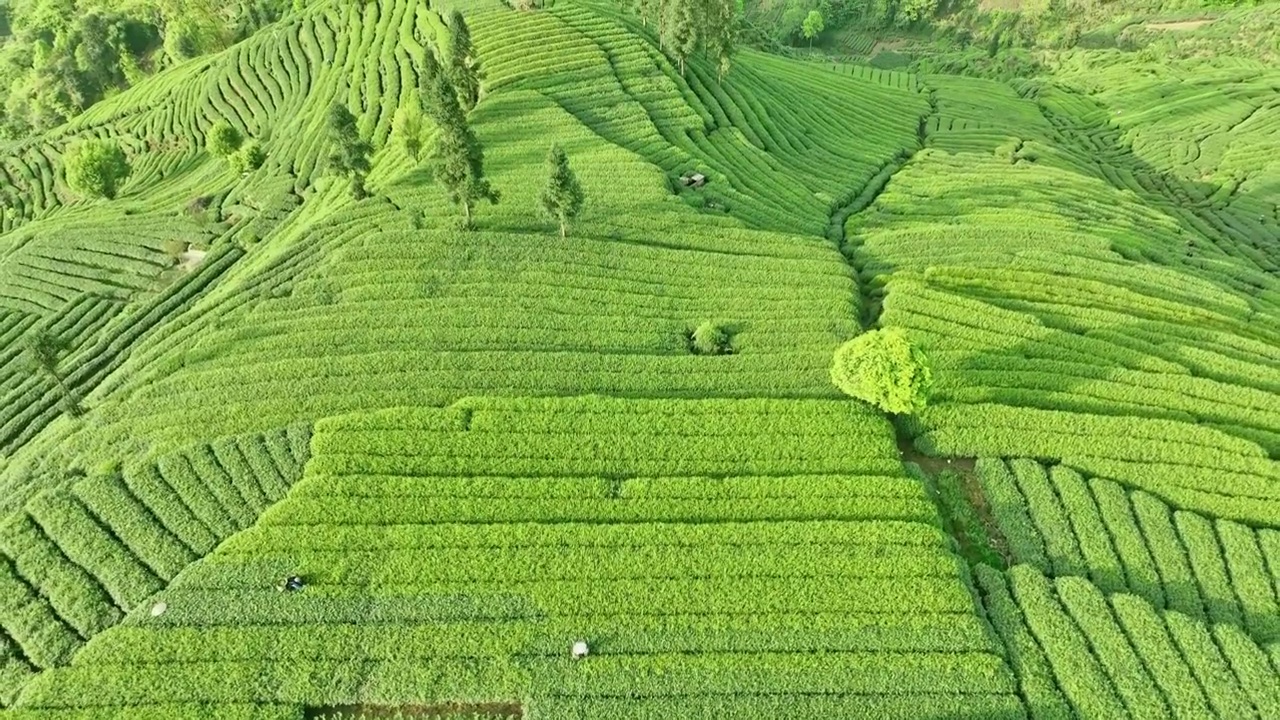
top-left (571, 640), bottom-right (590, 659)
top-left (278, 575), bottom-right (305, 592)
top-left (681, 172), bottom-right (707, 188)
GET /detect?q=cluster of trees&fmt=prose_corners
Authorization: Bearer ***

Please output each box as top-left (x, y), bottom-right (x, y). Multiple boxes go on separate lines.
top-left (763, 0), bottom-right (943, 47)
top-left (336, 11), bottom-right (585, 235)
top-left (0, 0), bottom-right (290, 137)
top-left (623, 0), bottom-right (738, 78)
top-left (417, 12), bottom-right (497, 227)
top-left (207, 121), bottom-right (266, 175)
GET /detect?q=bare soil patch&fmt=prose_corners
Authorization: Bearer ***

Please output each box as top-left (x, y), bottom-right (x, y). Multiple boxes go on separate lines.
top-left (898, 434), bottom-right (975, 475)
top-left (177, 248), bottom-right (207, 272)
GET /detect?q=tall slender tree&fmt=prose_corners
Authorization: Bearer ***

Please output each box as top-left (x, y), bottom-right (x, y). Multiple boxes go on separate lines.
top-left (704, 0), bottom-right (737, 83)
top-left (393, 94), bottom-right (425, 160)
top-left (446, 11), bottom-right (480, 112)
top-left (427, 70), bottom-right (498, 227)
top-left (539, 144), bottom-right (584, 238)
top-left (419, 49), bottom-right (452, 124)
top-left (663, 0), bottom-right (699, 75)
top-left (326, 104), bottom-right (373, 199)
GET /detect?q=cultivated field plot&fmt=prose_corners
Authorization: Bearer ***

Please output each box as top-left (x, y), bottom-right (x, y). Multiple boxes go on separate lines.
top-left (0, 0), bottom-right (1277, 715)
top-left (88, 206), bottom-right (859, 450)
top-left (10, 398), bottom-right (1021, 718)
top-left (853, 149), bottom-right (1280, 525)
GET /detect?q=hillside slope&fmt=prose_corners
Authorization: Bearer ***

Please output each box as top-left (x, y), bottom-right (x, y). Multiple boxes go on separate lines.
top-left (0, 0), bottom-right (1276, 717)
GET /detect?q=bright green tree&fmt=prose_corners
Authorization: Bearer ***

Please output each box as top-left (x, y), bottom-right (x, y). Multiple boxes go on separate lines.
top-left (691, 321), bottom-right (730, 355)
top-left (206, 120), bottom-right (242, 157)
top-left (393, 95), bottom-right (425, 160)
top-left (326, 104), bottom-right (373, 199)
top-left (64, 139), bottom-right (130, 199)
top-left (446, 11), bottom-right (480, 112)
top-left (539, 144), bottom-right (584, 238)
top-left (830, 327), bottom-right (933, 414)
top-left (802, 9), bottom-right (824, 48)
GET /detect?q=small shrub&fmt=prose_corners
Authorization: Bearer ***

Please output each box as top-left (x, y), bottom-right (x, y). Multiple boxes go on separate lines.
top-left (830, 327), bottom-right (933, 414)
top-left (206, 120), bottom-right (243, 157)
top-left (185, 195), bottom-right (213, 216)
top-left (690, 321), bottom-right (731, 355)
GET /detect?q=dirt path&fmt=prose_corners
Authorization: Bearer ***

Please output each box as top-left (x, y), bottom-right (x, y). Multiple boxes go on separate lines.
top-left (1144, 19), bottom-right (1213, 31)
top-left (898, 436), bottom-right (1011, 565)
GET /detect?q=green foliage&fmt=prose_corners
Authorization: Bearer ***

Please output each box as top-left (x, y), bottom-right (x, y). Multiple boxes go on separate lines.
top-left (802, 9), bottom-right (824, 46)
top-left (63, 139), bottom-right (131, 200)
top-left (830, 328), bottom-right (933, 414)
top-left (0, 2), bottom-right (1276, 715)
top-left (446, 10), bottom-right (481, 111)
top-left (622, 0), bottom-right (738, 78)
top-left (229, 140), bottom-right (267, 175)
top-left (927, 468), bottom-right (1003, 569)
top-left (662, 0), bottom-right (701, 74)
top-left (393, 97), bottom-right (425, 160)
top-left (539, 144), bottom-right (584, 237)
top-left (690, 321), bottom-right (730, 355)
top-left (0, 0), bottom-right (290, 135)
top-left (326, 104), bottom-right (373, 199)
top-left (207, 120), bottom-right (244, 157)
top-left (423, 59), bottom-right (498, 227)
top-left (11, 399), bottom-right (1024, 714)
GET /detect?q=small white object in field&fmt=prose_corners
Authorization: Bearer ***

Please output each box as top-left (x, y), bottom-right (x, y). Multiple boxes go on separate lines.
top-left (571, 640), bottom-right (589, 659)
top-left (150, 601), bottom-right (167, 617)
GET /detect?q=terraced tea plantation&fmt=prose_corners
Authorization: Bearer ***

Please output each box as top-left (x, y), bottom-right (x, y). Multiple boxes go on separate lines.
top-left (0, 0), bottom-right (1276, 717)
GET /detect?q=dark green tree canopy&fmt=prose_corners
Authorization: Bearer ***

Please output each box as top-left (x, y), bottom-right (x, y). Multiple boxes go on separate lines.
top-left (229, 140), bottom-right (266, 174)
top-left (830, 327), bottom-right (933, 415)
top-left (326, 103), bottom-right (373, 198)
top-left (539, 144), bottom-right (585, 238)
top-left (446, 10), bottom-right (480, 111)
top-left (424, 64), bottom-right (498, 227)
top-left (64, 138), bottom-right (131, 199)
top-left (206, 120), bottom-right (243, 157)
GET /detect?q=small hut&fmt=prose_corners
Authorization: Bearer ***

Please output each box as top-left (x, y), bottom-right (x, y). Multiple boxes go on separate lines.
top-left (681, 172), bottom-right (707, 188)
